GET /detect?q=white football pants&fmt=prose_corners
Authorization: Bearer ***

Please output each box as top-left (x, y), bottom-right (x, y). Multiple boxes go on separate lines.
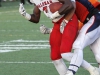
top-left (69, 15), bottom-right (100, 73)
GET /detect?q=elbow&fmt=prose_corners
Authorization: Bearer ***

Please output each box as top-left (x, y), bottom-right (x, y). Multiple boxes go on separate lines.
top-left (29, 18), bottom-right (40, 23)
top-left (29, 14), bottom-right (40, 23)
top-left (31, 20), bottom-right (39, 23)
top-left (33, 20), bottom-right (39, 23)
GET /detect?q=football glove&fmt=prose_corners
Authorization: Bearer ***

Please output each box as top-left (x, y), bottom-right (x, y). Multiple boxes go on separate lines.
top-left (40, 25), bottom-right (52, 34)
top-left (60, 19), bottom-right (68, 33)
top-left (19, 3), bottom-right (31, 20)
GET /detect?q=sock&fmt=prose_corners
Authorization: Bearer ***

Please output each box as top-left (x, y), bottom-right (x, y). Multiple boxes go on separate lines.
top-left (52, 58), bottom-right (67, 75)
top-left (61, 52), bottom-right (98, 74)
top-left (61, 52), bottom-right (92, 73)
top-left (68, 49), bottom-right (83, 73)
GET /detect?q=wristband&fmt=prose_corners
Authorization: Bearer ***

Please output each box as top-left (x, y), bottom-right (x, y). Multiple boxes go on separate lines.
top-left (25, 13), bottom-right (31, 20)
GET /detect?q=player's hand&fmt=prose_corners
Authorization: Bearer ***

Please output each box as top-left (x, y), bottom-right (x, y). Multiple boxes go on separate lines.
top-left (60, 19), bottom-right (68, 33)
top-left (19, 3), bottom-right (31, 20)
top-left (40, 25), bottom-right (51, 34)
top-left (19, 3), bottom-right (26, 16)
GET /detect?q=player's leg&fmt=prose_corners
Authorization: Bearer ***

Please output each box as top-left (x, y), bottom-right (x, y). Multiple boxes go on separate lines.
top-left (39, 20), bottom-right (99, 75)
top-left (66, 15), bottom-right (100, 75)
top-left (61, 52), bottom-right (99, 75)
top-left (49, 23), bottom-right (67, 75)
top-left (85, 38), bottom-right (100, 75)
top-left (60, 14), bottom-right (78, 55)
top-left (60, 14), bottom-right (83, 75)
top-left (52, 58), bottom-right (67, 75)
top-left (60, 14), bottom-right (78, 64)
top-left (90, 37), bottom-right (100, 69)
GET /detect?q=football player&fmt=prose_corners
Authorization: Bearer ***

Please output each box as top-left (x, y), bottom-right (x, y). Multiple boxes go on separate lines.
top-left (66, 0), bottom-right (100, 75)
top-left (19, 0), bottom-right (78, 75)
top-left (19, 0), bottom-right (100, 75)
top-left (40, 0), bottom-right (100, 75)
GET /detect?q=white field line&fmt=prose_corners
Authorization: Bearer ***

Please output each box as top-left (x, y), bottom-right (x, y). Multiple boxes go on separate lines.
top-left (0, 40), bottom-right (97, 65)
top-left (0, 40), bottom-right (50, 52)
top-left (0, 50), bottom-right (19, 52)
top-left (0, 47), bottom-right (49, 50)
top-left (0, 39), bottom-right (49, 43)
top-left (0, 45), bottom-right (50, 46)
top-left (0, 61), bottom-right (97, 65)
top-left (0, 61), bottom-right (53, 64)
top-left (8, 39), bottom-right (49, 43)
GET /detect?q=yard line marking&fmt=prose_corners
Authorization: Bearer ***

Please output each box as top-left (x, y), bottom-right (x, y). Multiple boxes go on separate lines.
top-left (0, 45), bottom-right (50, 46)
top-left (0, 39), bottom-right (49, 44)
top-left (0, 61), bottom-right (53, 64)
top-left (0, 50), bottom-right (19, 53)
top-left (3, 39), bottom-right (49, 43)
top-left (0, 47), bottom-right (49, 50)
top-left (0, 40), bottom-right (50, 53)
top-left (0, 61), bottom-right (97, 64)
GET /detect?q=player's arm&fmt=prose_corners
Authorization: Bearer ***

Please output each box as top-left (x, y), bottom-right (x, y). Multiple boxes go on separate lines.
top-left (50, 0), bottom-right (75, 21)
top-left (58, 0), bottom-right (75, 15)
top-left (29, 4), bottom-right (41, 23)
top-left (19, 3), bottom-right (41, 23)
top-left (59, 0), bottom-right (76, 33)
top-left (64, 0), bottom-right (76, 21)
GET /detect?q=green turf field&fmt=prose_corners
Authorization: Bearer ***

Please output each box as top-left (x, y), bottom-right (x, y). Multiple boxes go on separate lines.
top-left (0, 1), bottom-right (99, 75)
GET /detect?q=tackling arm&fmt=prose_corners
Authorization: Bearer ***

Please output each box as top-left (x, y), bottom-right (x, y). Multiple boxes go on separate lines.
top-left (64, 0), bottom-right (76, 21)
top-left (49, 0), bottom-right (75, 20)
top-left (58, 0), bottom-right (75, 15)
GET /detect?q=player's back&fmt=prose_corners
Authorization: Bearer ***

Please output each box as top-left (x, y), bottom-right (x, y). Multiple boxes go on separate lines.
top-left (75, 0), bottom-right (99, 23)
